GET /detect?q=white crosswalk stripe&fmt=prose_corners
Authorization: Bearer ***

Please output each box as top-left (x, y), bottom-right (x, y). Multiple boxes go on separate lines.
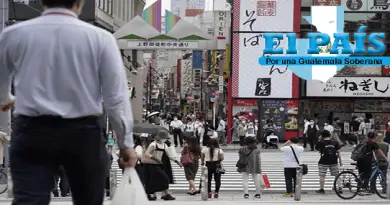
top-left (111, 151), bottom-right (355, 192)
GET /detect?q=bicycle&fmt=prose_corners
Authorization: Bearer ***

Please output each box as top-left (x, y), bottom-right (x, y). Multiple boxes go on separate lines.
top-left (0, 166), bottom-right (8, 194)
top-left (333, 162), bottom-right (386, 200)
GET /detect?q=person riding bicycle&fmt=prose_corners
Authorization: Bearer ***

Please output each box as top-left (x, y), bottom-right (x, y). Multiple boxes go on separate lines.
top-left (353, 132), bottom-right (387, 193)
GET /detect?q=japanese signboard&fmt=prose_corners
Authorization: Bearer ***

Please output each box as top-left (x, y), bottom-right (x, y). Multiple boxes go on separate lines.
top-left (193, 69), bottom-right (201, 88)
top-left (306, 77), bottom-right (390, 97)
top-left (127, 41), bottom-right (199, 49)
top-left (192, 50), bottom-right (203, 69)
top-left (341, 0), bottom-right (390, 12)
top-left (218, 75), bottom-right (224, 94)
top-left (214, 11), bottom-right (229, 49)
top-left (238, 0), bottom-right (295, 32)
top-left (180, 60), bottom-right (192, 98)
top-left (313, 0), bottom-right (341, 5)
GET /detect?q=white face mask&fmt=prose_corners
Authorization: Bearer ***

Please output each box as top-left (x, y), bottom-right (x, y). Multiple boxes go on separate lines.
top-left (388, 122), bottom-right (390, 125)
top-left (310, 121), bottom-right (314, 125)
top-left (174, 118), bottom-right (178, 121)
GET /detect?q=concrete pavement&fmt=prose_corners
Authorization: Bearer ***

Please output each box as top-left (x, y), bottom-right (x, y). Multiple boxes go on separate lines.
top-left (0, 194), bottom-right (387, 204)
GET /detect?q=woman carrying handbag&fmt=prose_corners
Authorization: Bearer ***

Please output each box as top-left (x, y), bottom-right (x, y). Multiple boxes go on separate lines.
top-left (201, 138), bottom-right (224, 199)
top-left (181, 136), bottom-right (201, 195)
top-left (237, 137), bottom-right (262, 199)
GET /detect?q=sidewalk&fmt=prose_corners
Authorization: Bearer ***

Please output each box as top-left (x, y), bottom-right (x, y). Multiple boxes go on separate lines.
top-left (0, 193), bottom-right (387, 204)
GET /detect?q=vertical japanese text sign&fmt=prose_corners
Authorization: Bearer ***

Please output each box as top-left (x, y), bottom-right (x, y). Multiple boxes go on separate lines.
top-left (192, 50), bottom-right (203, 69)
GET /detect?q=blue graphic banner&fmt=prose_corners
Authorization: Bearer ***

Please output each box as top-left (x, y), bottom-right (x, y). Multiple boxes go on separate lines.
top-left (192, 50), bottom-right (203, 69)
top-left (259, 56), bottom-right (390, 66)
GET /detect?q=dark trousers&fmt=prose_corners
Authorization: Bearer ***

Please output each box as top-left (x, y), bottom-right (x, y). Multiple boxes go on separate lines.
top-left (284, 168), bottom-right (297, 193)
top-left (206, 161), bottom-right (221, 193)
top-left (53, 166), bottom-right (69, 196)
top-left (357, 161), bottom-right (372, 189)
top-left (172, 128), bottom-right (183, 146)
top-left (10, 115), bottom-right (108, 205)
top-left (239, 136), bottom-right (245, 146)
top-left (308, 135), bottom-right (316, 150)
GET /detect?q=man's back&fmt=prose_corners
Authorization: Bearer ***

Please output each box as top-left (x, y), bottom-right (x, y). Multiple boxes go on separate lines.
top-left (1, 12), bottom-right (111, 118)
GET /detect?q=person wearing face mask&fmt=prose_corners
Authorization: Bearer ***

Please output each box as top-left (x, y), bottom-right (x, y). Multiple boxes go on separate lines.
top-left (302, 118), bottom-right (311, 148)
top-left (143, 130), bottom-right (183, 200)
top-left (305, 120), bottom-right (319, 151)
top-left (385, 121), bottom-right (390, 144)
top-left (238, 120), bottom-right (248, 146)
top-left (170, 117), bottom-right (184, 147)
top-left (194, 119), bottom-right (204, 144)
top-left (0, 0), bottom-right (138, 204)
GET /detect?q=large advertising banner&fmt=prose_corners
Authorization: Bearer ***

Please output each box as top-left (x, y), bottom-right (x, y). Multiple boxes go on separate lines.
top-left (231, 0), bottom-right (300, 98)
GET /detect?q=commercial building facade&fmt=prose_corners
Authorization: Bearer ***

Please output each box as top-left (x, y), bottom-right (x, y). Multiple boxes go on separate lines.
top-left (228, 0), bottom-right (390, 143)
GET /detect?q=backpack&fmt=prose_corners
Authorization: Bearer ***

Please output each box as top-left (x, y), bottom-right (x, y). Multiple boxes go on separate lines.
top-left (351, 143), bottom-right (368, 161)
top-left (322, 141), bottom-right (337, 158)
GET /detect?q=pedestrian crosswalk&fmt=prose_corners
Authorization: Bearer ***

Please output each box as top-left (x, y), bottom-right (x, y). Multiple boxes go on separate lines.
top-left (111, 151), bottom-right (355, 192)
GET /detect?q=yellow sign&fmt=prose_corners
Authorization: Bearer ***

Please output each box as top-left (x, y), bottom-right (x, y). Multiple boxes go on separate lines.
top-left (224, 44), bottom-right (230, 79)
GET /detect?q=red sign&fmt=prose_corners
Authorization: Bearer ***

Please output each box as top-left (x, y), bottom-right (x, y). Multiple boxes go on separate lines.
top-left (383, 66), bottom-right (390, 76)
top-left (232, 99), bottom-right (257, 106)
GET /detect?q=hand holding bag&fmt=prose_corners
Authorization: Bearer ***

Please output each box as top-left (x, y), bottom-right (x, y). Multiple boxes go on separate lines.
top-left (112, 168), bottom-right (150, 205)
top-left (216, 149), bottom-right (226, 174)
top-left (290, 146), bottom-right (308, 175)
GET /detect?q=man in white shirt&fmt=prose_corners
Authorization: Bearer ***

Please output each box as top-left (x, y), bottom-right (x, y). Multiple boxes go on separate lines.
top-left (170, 117), bottom-right (184, 147)
top-left (217, 116), bottom-right (227, 146)
top-left (0, 0), bottom-right (136, 204)
top-left (280, 137), bottom-right (304, 197)
top-left (302, 119), bottom-right (310, 148)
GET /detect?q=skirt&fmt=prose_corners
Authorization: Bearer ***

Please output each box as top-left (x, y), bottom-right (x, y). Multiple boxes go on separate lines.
top-left (143, 164), bottom-right (169, 194)
top-left (184, 160), bottom-right (199, 181)
top-left (107, 138), bottom-right (115, 146)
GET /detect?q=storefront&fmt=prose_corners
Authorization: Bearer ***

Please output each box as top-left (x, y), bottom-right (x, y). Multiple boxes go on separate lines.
top-left (304, 77), bottom-right (390, 133)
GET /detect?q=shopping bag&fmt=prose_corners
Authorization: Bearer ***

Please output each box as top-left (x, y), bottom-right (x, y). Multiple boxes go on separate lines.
top-left (262, 174), bottom-right (271, 189)
top-left (111, 168), bottom-right (150, 205)
top-left (166, 145), bottom-right (177, 159)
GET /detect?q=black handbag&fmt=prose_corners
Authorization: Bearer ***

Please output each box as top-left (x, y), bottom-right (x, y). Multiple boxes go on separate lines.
top-left (290, 146), bottom-right (308, 175)
top-left (216, 149), bottom-right (226, 174)
top-left (236, 149), bottom-right (254, 168)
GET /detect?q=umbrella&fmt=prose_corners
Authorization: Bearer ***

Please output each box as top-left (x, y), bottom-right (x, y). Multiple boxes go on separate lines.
top-left (133, 123), bottom-right (168, 135)
top-left (147, 111), bottom-right (160, 118)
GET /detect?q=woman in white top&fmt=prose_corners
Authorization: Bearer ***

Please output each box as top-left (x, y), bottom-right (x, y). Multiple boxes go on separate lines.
top-left (143, 130), bottom-right (182, 201)
top-left (201, 138), bottom-right (224, 199)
